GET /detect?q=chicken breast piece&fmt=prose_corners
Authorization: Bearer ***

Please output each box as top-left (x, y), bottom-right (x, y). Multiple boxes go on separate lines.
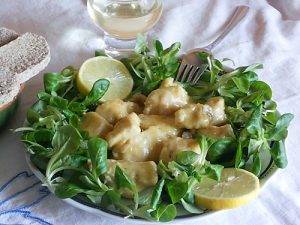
top-left (105, 159), bottom-right (158, 198)
top-left (139, 114), bottom-right (177, 130)
top-left (106, 112), bottom-right (141, 150)
top-left (160, 137), bottom-right (203, 164)
top-left (141, 125), bottom-right (180, 161)
top-left (106, 113), bottom-right (149, 161)
top-left (81, 112), bottom-right (113, 138)
top-left (111, 138), bottom-right (148, 162)
top-left (129, 93), bottom-right (147, 108)
top-left (198, 124), bottom-right (235, 138)
top-left (175, 103), bottom-right (212, 129)
top-left (206, 97), bottom-right (227, 125)
top-left (106, 113), bottom-right (179, 162)
top-left (174, 97), bottom-right (227, 129)
top-left (143, 78), bottom-right (189, 115)
top-left (96, 99), bottom-right (141, 124)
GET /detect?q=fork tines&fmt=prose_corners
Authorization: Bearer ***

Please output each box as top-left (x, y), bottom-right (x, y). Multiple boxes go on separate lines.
top-left (175, 63), bottom-right (207, 85)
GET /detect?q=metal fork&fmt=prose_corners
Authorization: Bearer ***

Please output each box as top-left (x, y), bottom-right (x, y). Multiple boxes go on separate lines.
top-left (175, 5), bottom-right (250, 84)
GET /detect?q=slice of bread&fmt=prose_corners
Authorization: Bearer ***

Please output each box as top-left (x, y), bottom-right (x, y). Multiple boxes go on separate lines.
top-left (0, 28), bottom-right (50, 105)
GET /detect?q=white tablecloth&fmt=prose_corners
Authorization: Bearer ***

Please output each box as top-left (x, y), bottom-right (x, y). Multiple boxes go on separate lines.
top-left (0, 0), bottom-right (299, 224)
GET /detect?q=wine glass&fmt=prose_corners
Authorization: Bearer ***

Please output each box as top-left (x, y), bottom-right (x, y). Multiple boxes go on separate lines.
top-left (87, 0), bottom-right (163, 56)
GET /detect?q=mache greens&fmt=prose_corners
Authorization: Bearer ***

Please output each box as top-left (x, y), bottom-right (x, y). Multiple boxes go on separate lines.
top-left (16, 36), bottom-right (293, 222)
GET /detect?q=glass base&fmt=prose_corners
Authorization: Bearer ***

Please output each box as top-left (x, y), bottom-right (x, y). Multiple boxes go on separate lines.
top-left (103, 34), bottom-right (138, 58)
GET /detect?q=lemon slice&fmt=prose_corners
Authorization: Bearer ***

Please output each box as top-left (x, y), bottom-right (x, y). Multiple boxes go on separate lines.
top-left (194, 168), bottom-right (260, 210)
top-left (77, 56), bottom-right (133, 101)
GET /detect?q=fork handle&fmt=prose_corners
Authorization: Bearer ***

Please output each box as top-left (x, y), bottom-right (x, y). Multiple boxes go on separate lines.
top-left (193, 5), bottom-right (249, 53)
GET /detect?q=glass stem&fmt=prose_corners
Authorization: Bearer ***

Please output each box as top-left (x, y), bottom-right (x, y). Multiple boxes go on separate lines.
top-left (104, 33), bottom-right (138, 58)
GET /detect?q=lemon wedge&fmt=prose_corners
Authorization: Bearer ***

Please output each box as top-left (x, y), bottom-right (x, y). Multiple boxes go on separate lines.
top-left (194, 168), bottom-right (260, 210)
top-left (77, 56), bottom-right (133, 101)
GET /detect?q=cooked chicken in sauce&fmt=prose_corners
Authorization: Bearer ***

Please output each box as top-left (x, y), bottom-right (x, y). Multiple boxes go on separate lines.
top-left (160, 137), bottom-right (203, 163)
top-left (198, 124), bottom-right (235, 138)
top-left (129, 93), bottom-right (147, 108)
top-left (96, 99), bottom-right (141, 124)
top-left (143, 78), bottom-right (189, 115)
top-left (81, 112), bottom-right (113, 137)
top-left (106, 113), bottom-right (179, 162)
top-left (206, 97), bottom-right (227, 125)
top-left (106, 113), bottom-right (143, 160)
top-left (139, 114), bottom-right (177, 130)
top-left (81, 78), bottom-right (233, 197)
top-left (175, 103), bottom-right (212, 129)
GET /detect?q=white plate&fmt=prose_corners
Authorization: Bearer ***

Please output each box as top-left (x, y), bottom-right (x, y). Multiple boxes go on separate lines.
top-left (25, 149), bottom-right (278, 224)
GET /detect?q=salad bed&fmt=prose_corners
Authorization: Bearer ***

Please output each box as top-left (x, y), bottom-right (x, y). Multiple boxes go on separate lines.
top-left (17, 37), bottom-right (293, 222)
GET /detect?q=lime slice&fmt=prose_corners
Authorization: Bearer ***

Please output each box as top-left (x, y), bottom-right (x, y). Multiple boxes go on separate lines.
top-left (77, 56), bottom-right (133, 101)
top-left (194, 168), bottom-right (260, 210)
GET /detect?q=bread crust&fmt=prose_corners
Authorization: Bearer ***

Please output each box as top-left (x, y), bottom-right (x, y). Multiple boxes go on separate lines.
top-left (0, 27), bottom-right (18, 47)
top-left (0, 69), bottom-right (19, 105)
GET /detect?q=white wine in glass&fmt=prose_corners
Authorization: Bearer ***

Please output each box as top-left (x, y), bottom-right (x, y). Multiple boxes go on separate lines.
top-left (87, 0), bottom-right (163, 55)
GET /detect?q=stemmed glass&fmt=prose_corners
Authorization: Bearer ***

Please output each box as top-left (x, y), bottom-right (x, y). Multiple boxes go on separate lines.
top-left (87, 0), bottom-right (163, 56)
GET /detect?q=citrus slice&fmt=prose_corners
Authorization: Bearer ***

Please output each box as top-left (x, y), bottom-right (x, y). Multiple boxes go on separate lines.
top-left (194, 168), bottom-right (260, 210)
top-left (77, 56), bottom-right (133, 101)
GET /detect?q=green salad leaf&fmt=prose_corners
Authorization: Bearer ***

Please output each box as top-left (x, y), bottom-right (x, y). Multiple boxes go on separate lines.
top-left (206, 138), bottom-right (235, 165)
top-left (115, 165), bottom-right (139, 209)
top-left (151, 204), bottom-right (177, 222)
top-left (115, 165), bottom-right (135, 191)
top-left (270, 140), bottom-right (288, 168)
top-left (54, 181), bottom-right (86, 198)
top-left (175, 151), bottom-right (201, 165)
top-left (150, 178), bottom-right (165, 210)
top-left (167, 180), bottom-right (189, 204)
top-left (266, 113), bottom-right (294, 141)
top-left (181, 199), bottom-right (204, 214)
top-left (83, 79), bottom-right (110, 107)
top-left (87, 137), bottom-right (108, 177)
